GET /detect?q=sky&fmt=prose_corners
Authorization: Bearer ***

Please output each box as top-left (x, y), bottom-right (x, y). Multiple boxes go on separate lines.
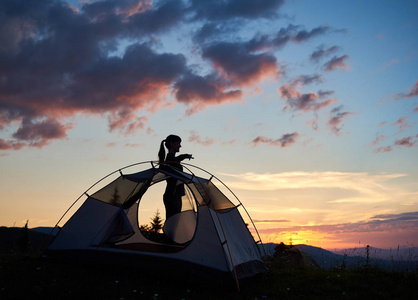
top-left (1, 0), bottom-right (417, 250)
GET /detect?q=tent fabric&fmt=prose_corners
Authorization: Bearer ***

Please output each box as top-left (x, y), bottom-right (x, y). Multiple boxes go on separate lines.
top-left (162, 210), bottom-right (197, 244)
top-left (47, 163), bottom-right (266, 285)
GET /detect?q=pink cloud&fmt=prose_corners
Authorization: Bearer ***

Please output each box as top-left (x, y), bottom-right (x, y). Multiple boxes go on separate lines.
top-left (187, 130), bottom-right (215, 146)
top-left (108, 111), bottom-right (148, 135)
top-left (174, 74), bottom-right (243, 115)
top-left (0, 0), bottom-right (344, 151)
top-left (279, 75), bottom-right (338, 113)
top-left (392, 116), bottom-right (411, 134)
top-left (11, 118), bottom-right (73, 148)
top-left (323, 55), bottom-right (350, 72)
top-left (327, 105), bottom-right (354, 135)
top-left (258, 212), bottom-right (418, 247)
top-left (0, 139), bottom-right (25, 150)
top-left (252, 132), bottom-right (300, 148)
top-left (395, 135), bottom-right (418, 148)
top-left (125, 143), bottom-right (141, 148)
top-left (394, 81), bottom-right (418, 100)
top-left (222, 139), bottom-right (237, 146)
top-left (202, 42), bottom-right (279, 86)
top-left (371, 132), bottom-right (388, 146)
top-left (405, 81), bottom-right (418, 98)
top-left (373, 146), bottom-right (393, 153)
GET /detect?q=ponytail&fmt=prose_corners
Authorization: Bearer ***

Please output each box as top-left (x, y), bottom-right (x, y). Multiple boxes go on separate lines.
top-left (158, 140), bottom-right (166, 164)
top-left (158, 135), bottom-right (182, 164)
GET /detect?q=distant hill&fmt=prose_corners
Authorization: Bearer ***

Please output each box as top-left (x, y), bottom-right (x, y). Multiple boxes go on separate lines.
top-left (30, 227), bottom-right (59, 236)
top-left (262, 243), bottom-right (418, 271)
top-left (0, 227), bottom-right (56, 254)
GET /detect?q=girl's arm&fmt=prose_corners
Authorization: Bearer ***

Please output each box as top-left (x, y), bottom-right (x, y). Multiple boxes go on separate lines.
top-left (176, 154), bottom-right (193, 161)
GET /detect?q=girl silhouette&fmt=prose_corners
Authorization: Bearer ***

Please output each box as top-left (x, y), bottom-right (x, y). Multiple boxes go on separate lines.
top-left (158, 135), bottom-right (193, 219)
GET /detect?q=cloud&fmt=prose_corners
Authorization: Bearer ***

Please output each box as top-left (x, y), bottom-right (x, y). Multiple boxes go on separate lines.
top-left (253, 219), bottom-right (290, 223)
top-left (373, 133), bottom-right (417, 153)
top-left (221, 171), bottom-right (406, 194)
top-left (273, 24), bottom-right (330, 48)
top-left (395, 135), bottom-right (418, 148)
top-left (323, 55), bottom-right (350, 72)
top-left (12, 118), bottom-right (73, 148)
top-left (310, 45), bottom-right (340, 62)
top-left (188, 0), bottom-right (285, 21)
top-left (0, 139), bottom-right (25, 150)
top-left (0, 0), bottom-right (340, 150)
top-left (0, 1), bottom-right (189, 149)
top-left (371, 132), bottom-right (388, 146)
top-left (187, 130), bottom-right (215, 146)
top-left (279, 75), bottom-right (338, 114)
top-left (327, 105), bottom-right (354, 135)
top-left (108, 113), bottom-right (148, 135)
top-left (373, 146), bottom-right (393, 153)
top-left (405, 81), bottom-right (418, 98)
top-left (394, 80), bottom-right (418, 99)
top-left (174, 73), bottom-right (243, 115)
top-left (372, 211), bottom-right (418, 221)
top-left (251, 132), bottom-right (300, 148)
top-left (202, 42), bottom-right (279, 86)
top-left (392, 116), bottom-right (411, 134)
top-left (258, 211), bottom-right (418, 237)
top-left (247, 24), bottom-right (331, 52)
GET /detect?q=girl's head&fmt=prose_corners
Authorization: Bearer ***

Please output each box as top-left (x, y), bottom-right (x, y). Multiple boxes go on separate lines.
top-left (158, 135), bottom-right (182, 163)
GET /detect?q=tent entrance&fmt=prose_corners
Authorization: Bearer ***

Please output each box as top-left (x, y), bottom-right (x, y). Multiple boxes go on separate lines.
top-left (134, 180), bottom-right (198, 246)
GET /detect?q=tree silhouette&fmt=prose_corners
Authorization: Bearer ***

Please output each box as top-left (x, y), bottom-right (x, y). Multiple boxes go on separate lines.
top-left (18, 219), bottom-right (30, 253)
top-left (150, 210), bottom-right (164, 233)
top-left (110, 187), bottom-right (120, 205)
top-left (139, 224), bottom-right (151, 232)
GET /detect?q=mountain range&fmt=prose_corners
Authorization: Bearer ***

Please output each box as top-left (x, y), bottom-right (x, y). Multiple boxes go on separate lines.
top-left (1, 226), bottom-right (417, 271)
top-left (262, 243), bottom-right (418, 271)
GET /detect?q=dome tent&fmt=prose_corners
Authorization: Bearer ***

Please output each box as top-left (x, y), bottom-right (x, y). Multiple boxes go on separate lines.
top-left (46, 161), bottom-right (267, 289)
